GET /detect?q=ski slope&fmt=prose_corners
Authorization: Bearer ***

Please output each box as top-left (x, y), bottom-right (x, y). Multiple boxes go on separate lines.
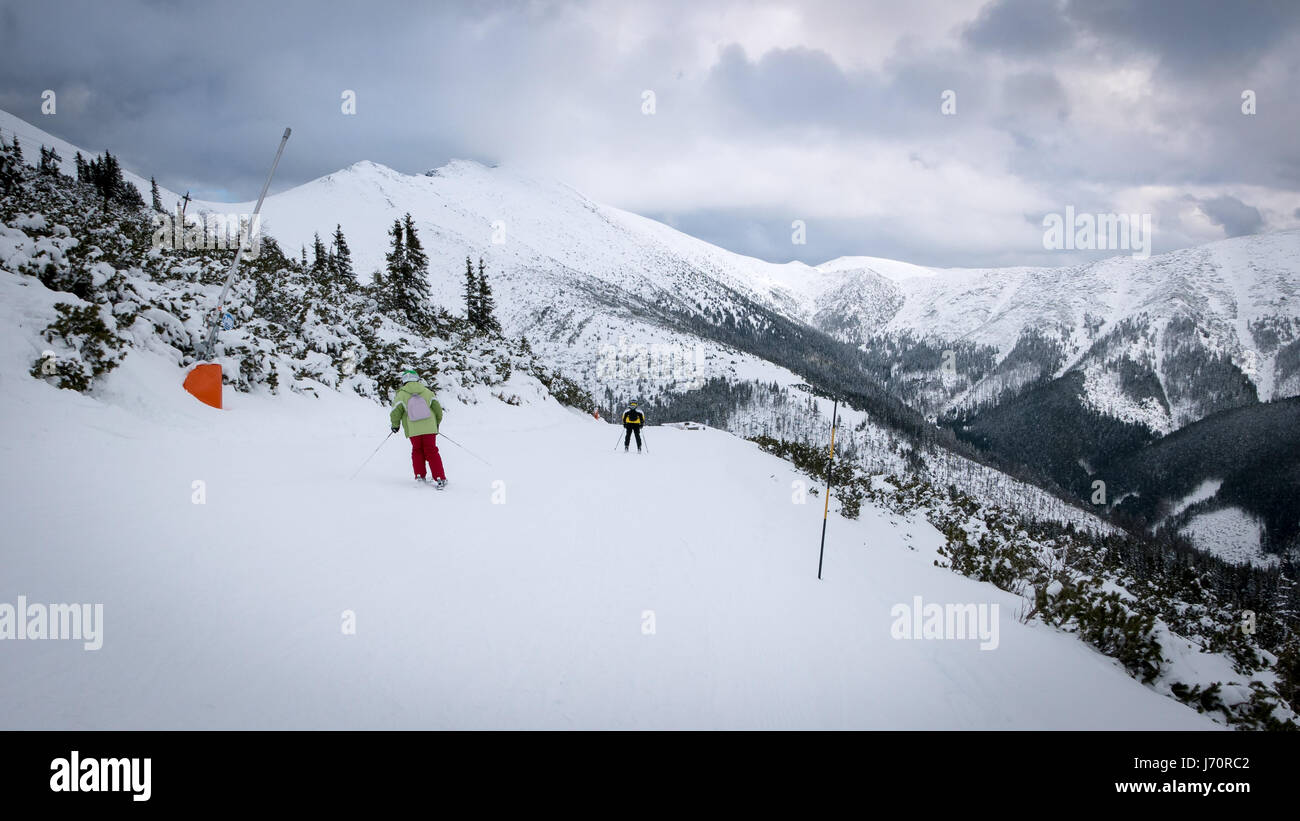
top-left (0, 336), bottom-right (1213, 729)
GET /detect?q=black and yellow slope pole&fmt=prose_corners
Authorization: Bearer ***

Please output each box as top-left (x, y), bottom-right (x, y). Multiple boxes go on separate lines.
top-left (817, 399), bottom-right (838, 580)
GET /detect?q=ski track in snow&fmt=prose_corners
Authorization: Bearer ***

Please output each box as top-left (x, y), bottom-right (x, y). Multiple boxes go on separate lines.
top-left (0, 343), bottom-right (1216, 729)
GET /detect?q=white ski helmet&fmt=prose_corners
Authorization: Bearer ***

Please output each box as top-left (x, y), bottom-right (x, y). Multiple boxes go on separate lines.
top-left (398, 366), bottom-right (420, 383)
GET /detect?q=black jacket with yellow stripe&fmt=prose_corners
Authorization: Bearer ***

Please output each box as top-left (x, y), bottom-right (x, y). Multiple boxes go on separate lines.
top-left (622, 408), bottom-right (644, 428)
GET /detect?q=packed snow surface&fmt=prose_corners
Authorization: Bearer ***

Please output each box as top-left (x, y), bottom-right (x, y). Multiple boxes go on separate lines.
top-left (0, 287), bottom-right (1211, 728)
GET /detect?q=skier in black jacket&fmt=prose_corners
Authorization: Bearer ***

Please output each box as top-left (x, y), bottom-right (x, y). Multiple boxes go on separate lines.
top-left (622, 401), bottom-right (645, 452)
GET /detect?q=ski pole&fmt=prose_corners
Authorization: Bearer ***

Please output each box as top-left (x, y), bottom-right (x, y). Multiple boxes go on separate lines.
top-left (439, 433), bottom-right (492, 466)
top-left (613, 430), bottom-right (624, 451)
top-left (817, 400), bottom-right (839, 580)
top-left (349, 431), bottom-right (393, 480)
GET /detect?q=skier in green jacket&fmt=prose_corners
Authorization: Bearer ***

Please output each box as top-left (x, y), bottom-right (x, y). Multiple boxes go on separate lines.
top-left (389, 367), bottom-right (447, 488)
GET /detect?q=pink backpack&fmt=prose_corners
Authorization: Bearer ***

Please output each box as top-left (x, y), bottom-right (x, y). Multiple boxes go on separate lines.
top-left (406, 393), bottom-right (433, 421)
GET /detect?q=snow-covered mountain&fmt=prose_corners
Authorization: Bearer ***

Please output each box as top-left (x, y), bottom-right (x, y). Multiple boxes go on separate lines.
top-left (821, 235), bottom-right (1299, 426)
top-left (178, 141), bottom-right (1300, 563)
top-left (192, 158), bottom-right (812, 388)
top-left (8, 105), bottom-right (1296, 439)
top-left (180, 141), bottom-right (1300, 434)
top-left (7, 107), bottom-right (1298, 562)
top-left (3, 109), bottom-right (1295, 728)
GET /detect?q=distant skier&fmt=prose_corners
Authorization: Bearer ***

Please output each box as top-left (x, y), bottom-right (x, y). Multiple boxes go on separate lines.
top-left (390, 367), bottom-right (447, 488)
top-left (622, 400), bottom-right (645, 453)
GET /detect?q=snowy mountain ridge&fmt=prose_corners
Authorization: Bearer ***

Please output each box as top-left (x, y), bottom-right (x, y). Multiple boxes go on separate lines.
top-left (181, 140), bottom-right (1300, 431)
top-left (7, 108), bottom-right (1298, 562)
top-left (2, 111), bottom-right (1297, 729)
top-left (6, 106), bottom-right (1296, 433)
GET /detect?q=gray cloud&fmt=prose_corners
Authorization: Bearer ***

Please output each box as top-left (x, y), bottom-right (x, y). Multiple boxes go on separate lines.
top-left (963, 0), bottom-right (1074, 56)
top-left (1199, 194), bottom-right (1265, 237)
top-left (0, 0), bottom-right (1296, 267)
top-left (1064, 0), bottom-right (1300, 75)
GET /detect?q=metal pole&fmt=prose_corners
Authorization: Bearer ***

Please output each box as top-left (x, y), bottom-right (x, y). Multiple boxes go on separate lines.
top-left (349, 431), bottom-right (393, 480)
top-left (438, 433), bottom-right (492, 466)
top-left (817, 399), bottom-right (839, 580)
top-left (200, 127), bottom-right (291, 360)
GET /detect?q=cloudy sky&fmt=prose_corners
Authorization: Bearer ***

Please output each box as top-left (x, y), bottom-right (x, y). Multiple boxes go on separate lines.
top-left (2, 0), bottom-right (1299, 266)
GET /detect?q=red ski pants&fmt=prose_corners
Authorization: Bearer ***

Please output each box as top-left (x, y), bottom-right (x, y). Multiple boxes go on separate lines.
top-left (410, 433), bottom-right (446, 480)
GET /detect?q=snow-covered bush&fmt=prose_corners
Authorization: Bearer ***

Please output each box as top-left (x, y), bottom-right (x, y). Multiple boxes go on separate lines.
top-left (1, 139), bottom-right (591, 410)
top-left (30, 302), bottom-right (126, 391)
top-left (754, 431), bottom-right (1298, 729)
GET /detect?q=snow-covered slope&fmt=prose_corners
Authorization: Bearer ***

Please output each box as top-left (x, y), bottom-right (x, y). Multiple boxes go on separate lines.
top-left (190, 159), bottom-right (822, 399)
top-left (0, 110), bottom-right (180, 211)
top-left (0, 271), bottom-right (1215, 729)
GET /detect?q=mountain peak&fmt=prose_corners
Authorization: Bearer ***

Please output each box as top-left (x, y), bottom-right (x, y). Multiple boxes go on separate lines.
top-left (424, 158), bottom-right (498, 177)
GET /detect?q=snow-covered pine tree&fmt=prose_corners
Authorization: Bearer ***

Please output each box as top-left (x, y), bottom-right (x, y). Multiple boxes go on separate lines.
top-left (463, 255), bottom-right (481, 329)
top-left (150, 176), bottom-right (163, 212)
top-left (118, 181), bottom-right (146, 211)
top-left (74, 151), bottom-right (89, 183)
top-left (400, 214), bottom-right (428, 296)
top-left (84, 151), bottom-right (141, 208)
top-left (400, 214), bottom-right (431, 328)
top-left (331, 224), bottom-right (354, 285)
top-left (38, 145), bottom-right (63, 176)
top-left (477, 257), bottom-right (501, 336)
top-left (0, 141), bottom-right (18, 194)
top-left (310, 232), bottom-right (328, 281)
top-left (383, 215), bottom-right (430, 327)
top-left (382, 219), bottom-right (404, 312)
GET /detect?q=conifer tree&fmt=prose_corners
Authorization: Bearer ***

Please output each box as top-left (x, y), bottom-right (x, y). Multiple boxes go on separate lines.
top-left (463, 255), bottom-right (481, 328)
top-left (38, 145), bottom-right (63, 175)
top-left (118, 180), bottom-right (146, 211)
top-left (476, 257), bottom-right (501, 335)
top-left (310, 232), bottom-right (328, 279)
top-left (74, 151), bottom-right (88, 183)
top-left (86, 151), bottom-right (128, 205)
top-left (370, 270), bottom-right (389, 312)
top-left (0, 142), bottom-right (18, 194)
top-left (381, 217), bottom-right (429, 325)
top-left (389, 214), bottom-right (430, 326)
top-left (331, 224), bottom-right (354, 284)
top-left (401, 213), bottom-right (428, 286)
top-left (150, 176), bottom-right (163, 211)
top-left (382, 218), bottom-right (405, 317)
